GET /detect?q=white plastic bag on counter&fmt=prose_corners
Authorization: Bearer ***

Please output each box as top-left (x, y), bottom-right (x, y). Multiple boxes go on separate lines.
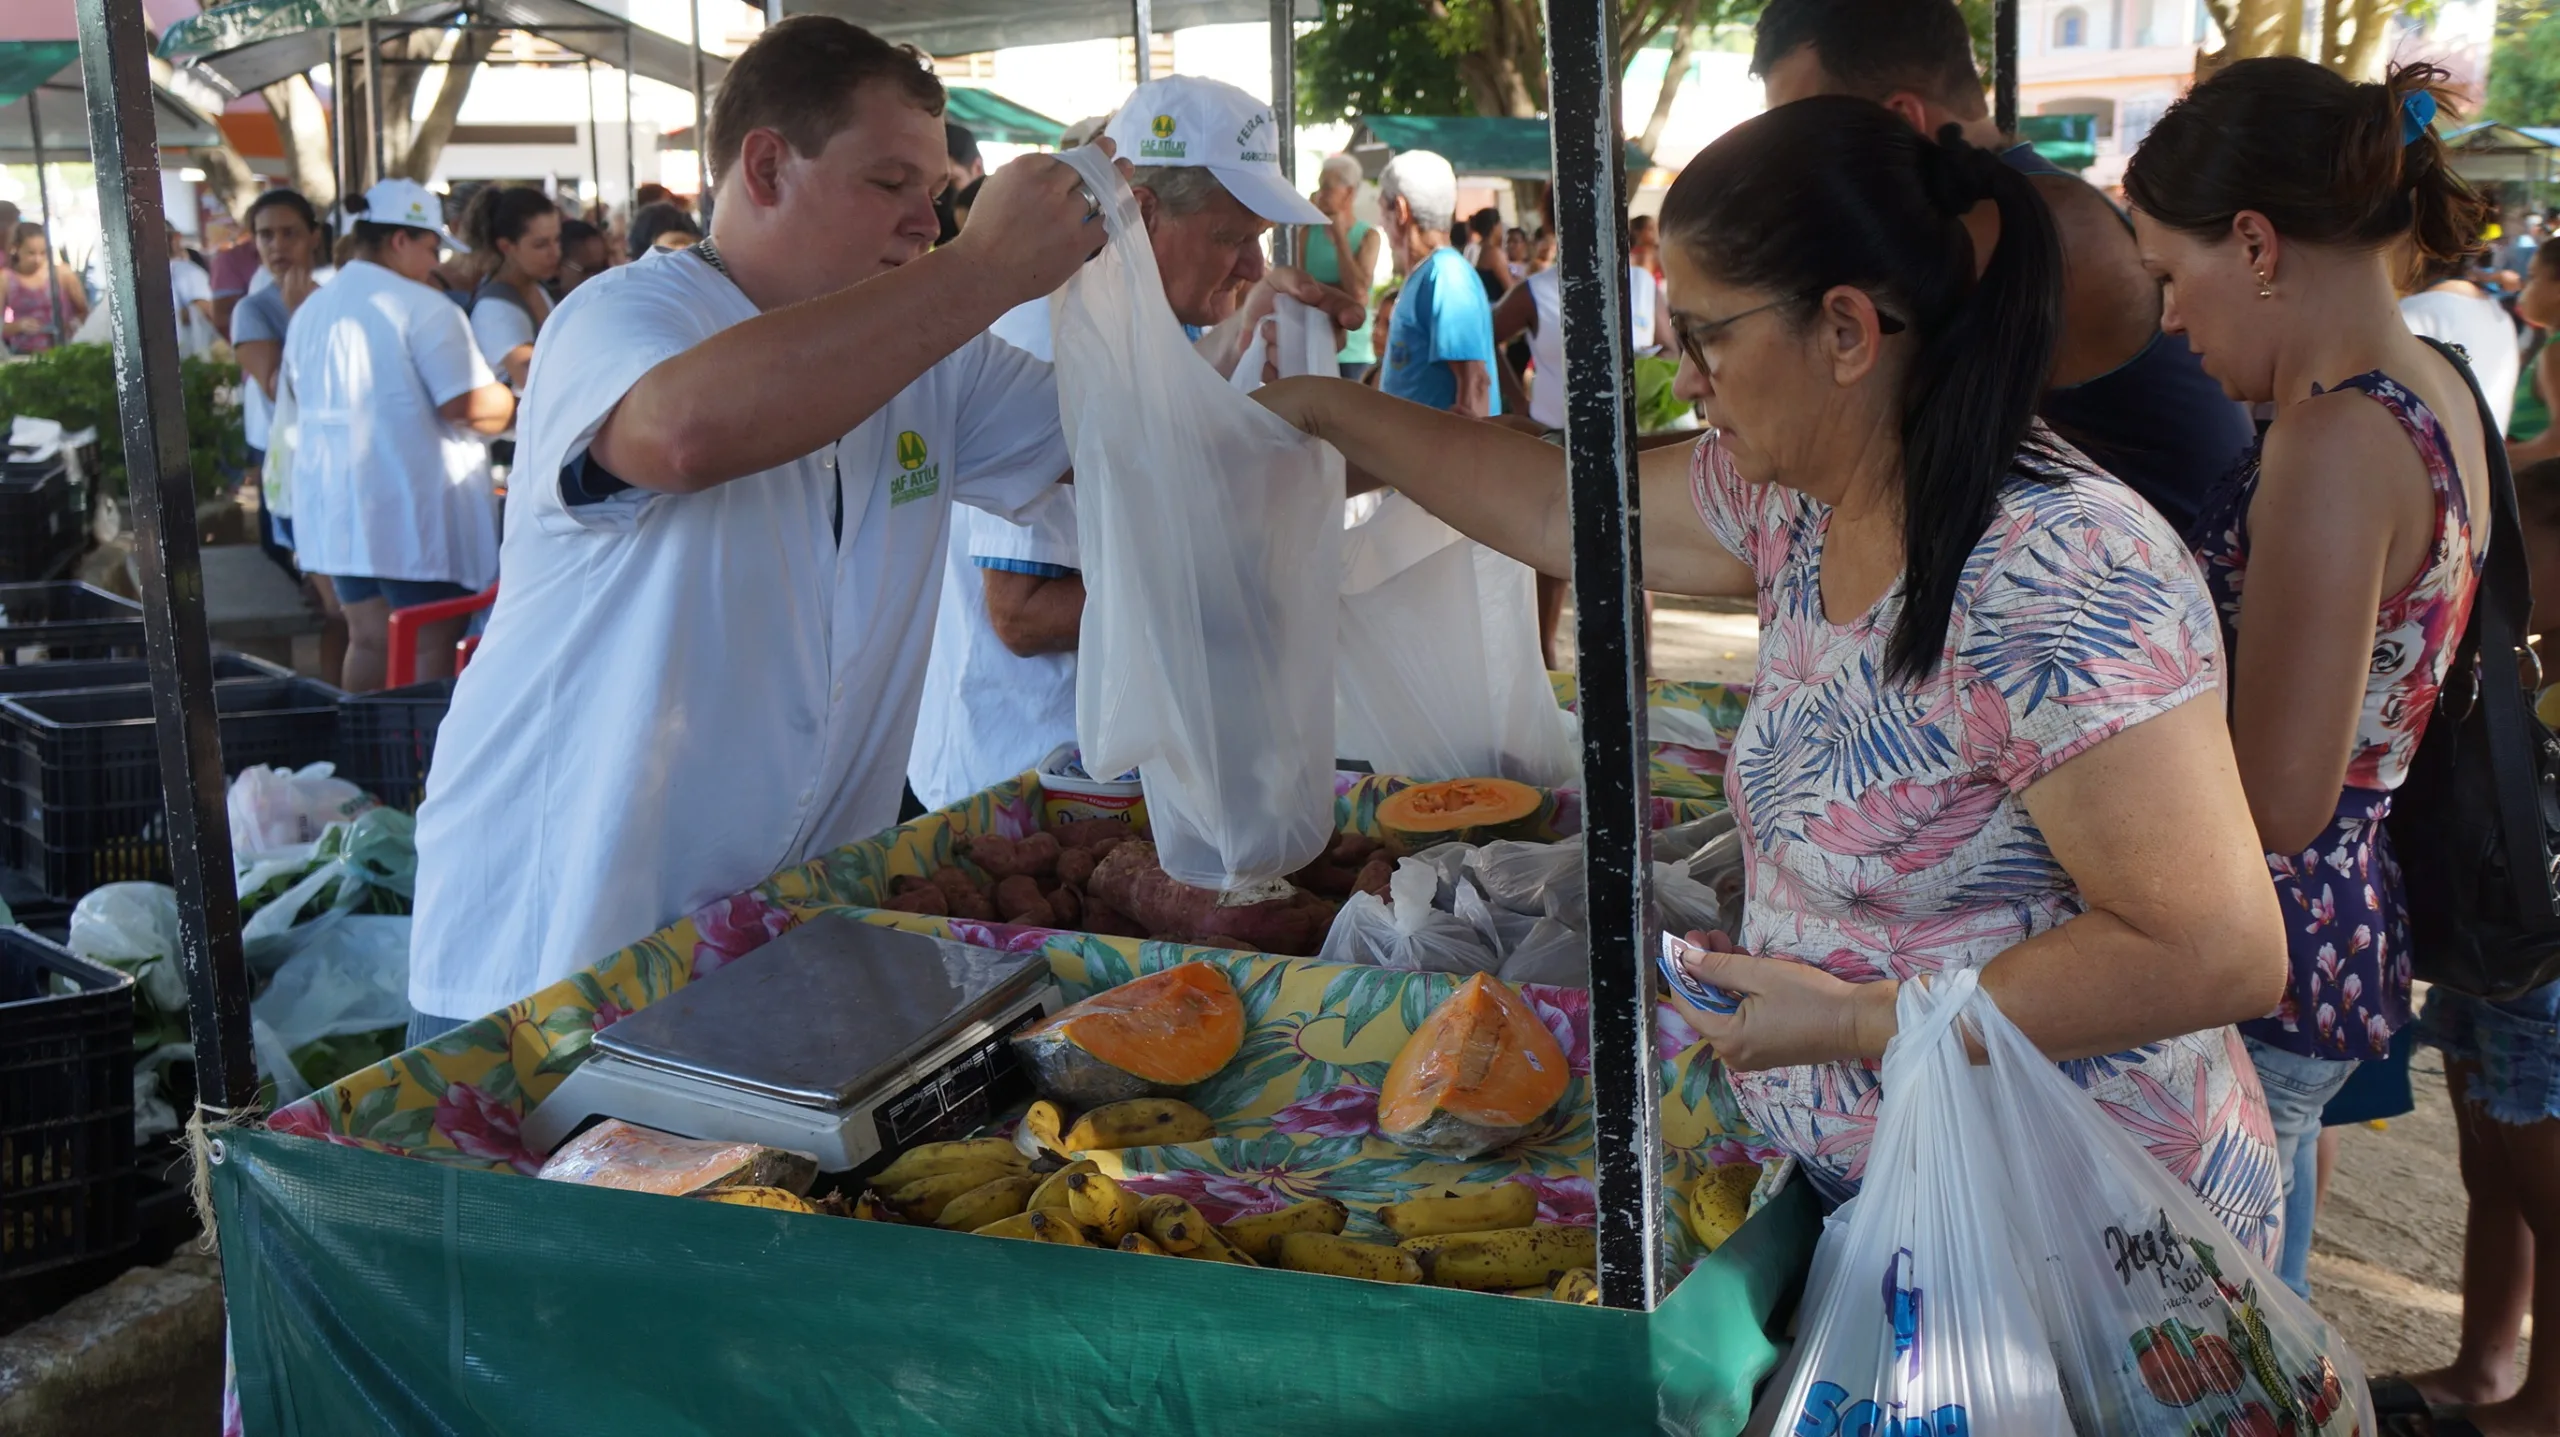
top-left (1771, 966), bottom-right (2072, 1435)
top-left (1980, 980), bottom-right (2373, 1434)
top-left (228, 762), bottom-right (372, 859)
top-left (1336, 491), bottom-right (1578, 786)
top-left (1317, 859), bottom-right (1501, 974)
top-left (1051, 145), bottom-right (1342, 891)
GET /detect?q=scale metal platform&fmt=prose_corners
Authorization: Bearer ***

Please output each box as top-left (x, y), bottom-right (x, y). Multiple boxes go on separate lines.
top-left (521, 913), bottom-right (1062, 1173)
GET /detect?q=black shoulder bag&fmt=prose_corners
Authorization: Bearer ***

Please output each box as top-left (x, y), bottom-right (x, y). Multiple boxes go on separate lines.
top-left (2385, 337), bottom-right (2560, 1001)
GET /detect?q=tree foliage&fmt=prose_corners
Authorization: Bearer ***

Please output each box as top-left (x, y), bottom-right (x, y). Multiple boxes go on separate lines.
top-left (2487, 0), bottom-right (2560, 125)
top-left (1297, 0), bottom-right (1765, 126)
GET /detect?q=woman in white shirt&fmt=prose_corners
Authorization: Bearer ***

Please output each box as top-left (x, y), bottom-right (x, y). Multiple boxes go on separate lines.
top-left (462, 185), bottom-right (561, 391)
top-left (2399, 247), bottom-right (2520, 435)
top-left (166, 226), bottom-right (218, 359)
top-left (281, 178), bottom-right (515, 692)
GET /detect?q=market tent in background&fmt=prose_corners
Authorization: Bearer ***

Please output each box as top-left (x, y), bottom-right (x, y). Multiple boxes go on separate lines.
top-left (1348, 114), bottom-right (1652, 182)
top-left (938, 86), bottom-right (1064, 147)
top-left (0, 38), bottom-right (225, 163)
top-left (2013, 112), bottom-right (2097, 173)
top-left (155, 0), bottom-right (729, 97)
top-left (781, 0), bottom-right (1314, 55)
top-left (2441, 121), bottom-right (2558, 204)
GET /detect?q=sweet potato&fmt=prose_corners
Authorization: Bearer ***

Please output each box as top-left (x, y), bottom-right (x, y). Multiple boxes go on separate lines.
top-left (1084, 899), bottom-right (1147, 938)
top-left (1354, 854), bottom-right (1395, 899)
top-left (1290, 859), bottom-right (1360, 899)
top-left (1054, 847), bottom-right (1100, 889)
top-left (994, 875), bottom-right (1048, 920)
top-left (931, 866), bottom-right (995, 921)
top-left (1046, 818), bottom-right (1138, 856)
top-left (1327, 833), bottom-right (1382, 867)
top-left (1088, 841), bottom-right (1335, 956)
top-left (1006, 897), bottom-right (1059, 928)
top-left (891, 873), bottom-right (936, 897)
top-left (884, 885), bottom-right (950, 916)
top-left (1049, 885), bottom-right (1083, 927)
top-left (968, 832), bottom-right (1061, 881)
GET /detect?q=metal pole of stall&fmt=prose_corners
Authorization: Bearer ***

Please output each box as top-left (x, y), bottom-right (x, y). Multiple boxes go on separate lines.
top-left (688, 0), bottom-right (708, 214)
top-left (622, 25), bottom-right (636, 226)
top-left (584, 58), bottom-right (602, 217)
top-left (1267, 0), bottom-right (1297, 268)
top-left (1131, 0), bottom-right (1154, 84)
top-left (71, 0), bottom-right (258, 1114)
top-left (331, 30), bottom-right (347, 204)
top-left (1994, 0), bottom-right (2018, 137)
top-left (363, 17), bottom-right (382, 186)
top-left (1545, 0), bottom-right (1659, 1309)
top-left (25, 88), bottom-right (68, 351)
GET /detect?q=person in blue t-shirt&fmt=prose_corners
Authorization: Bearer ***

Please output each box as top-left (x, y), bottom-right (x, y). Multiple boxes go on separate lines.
top-left (1377, 150), bottom-right (1500, 418)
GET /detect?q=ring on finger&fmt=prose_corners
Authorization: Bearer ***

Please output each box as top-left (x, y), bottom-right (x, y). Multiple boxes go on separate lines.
top-left (1075, 180), bottom-right (1101, 223)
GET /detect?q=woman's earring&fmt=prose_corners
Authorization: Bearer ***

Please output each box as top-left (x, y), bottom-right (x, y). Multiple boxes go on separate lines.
top-left (2256, 271), bottom-right (2274, 300)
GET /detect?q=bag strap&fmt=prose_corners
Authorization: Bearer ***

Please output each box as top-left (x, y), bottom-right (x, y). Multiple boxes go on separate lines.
top-left (2415, 335), bottom-right (2555, 923)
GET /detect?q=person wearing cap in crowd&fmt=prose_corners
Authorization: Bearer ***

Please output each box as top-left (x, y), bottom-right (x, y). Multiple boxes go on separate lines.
top-left (906, 75), bottom-right (1364, 820)
top-left (280, 177), bottom-right (515, 694)
top-left (1376, 150), bottom-right (1500, 418)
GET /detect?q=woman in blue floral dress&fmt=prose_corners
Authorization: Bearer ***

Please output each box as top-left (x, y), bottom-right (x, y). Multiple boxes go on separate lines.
top-left (1255, 97), bottom-right (2291, 1252)
top-left (2124, 58), bottom-right (2493, 1299)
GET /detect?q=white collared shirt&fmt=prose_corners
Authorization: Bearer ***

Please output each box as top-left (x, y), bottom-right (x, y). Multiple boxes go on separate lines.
top-left (409, 248), bottom-right (1068, 1019)
top-left (279, 258), bottom-right (499, 584)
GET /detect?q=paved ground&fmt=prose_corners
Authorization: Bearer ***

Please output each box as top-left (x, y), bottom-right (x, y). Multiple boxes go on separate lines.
top-left (1635, 600), bottom-right (2477, 1380)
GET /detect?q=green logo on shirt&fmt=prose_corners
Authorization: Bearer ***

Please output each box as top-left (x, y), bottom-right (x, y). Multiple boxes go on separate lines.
top-left (890, 430), bottom-right (939, 506)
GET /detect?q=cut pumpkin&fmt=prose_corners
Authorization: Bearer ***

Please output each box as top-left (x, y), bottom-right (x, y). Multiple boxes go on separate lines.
top-left (1012, 961), bottom-right (1245, 1107)
top-left (1375, 778), bottom-right (1547, 853)
top-left (1379, 973), bottom-right (1570, 1159)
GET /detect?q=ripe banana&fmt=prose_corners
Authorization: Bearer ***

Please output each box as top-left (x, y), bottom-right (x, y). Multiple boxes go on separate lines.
top-left (848, 1190), bottom-right (899, 1222)
top-left (699, 1186), bottom-right (816, 1214)
top-left (1274, 1232), bottom-right (1421, 1284)
top-left (1118, 1232), bottom-right (1171, 1256)
top-left (886, 1162), bottom-right (1027, 1223)
top-left (1377, 1182), bottom-right (1537, 1240)
top-left (1014, 1100), bottom-right (1070, 1161)
top-left (1062, 1098), bottom-right (1216, 1152)
top-left (972, 1212), bottom-right (1042, 1240)
top-left (1551, 1268), bottom-right (1600, 1305)
top-left (873, 1138), bottom-right (1028, 1190)
top-left (1217, 1198), bottom-right (1351, 1263)
top-left (1137, 1193), bottom-right (1206, 1253)
top-left (1686, 1163), bottom-right (1759, 1252)
top-left (1028, 1159), bottom-right (1100, 1212)
top-left (1026, 1210), bottom-right (1092, 1246)
top-left (936, 1174), bottom-right (1042, 1231)
top-left (1065, 1171), bottom-right (1143, 1242)
top-left (1400, 1225), bottom-right (1599, 1291)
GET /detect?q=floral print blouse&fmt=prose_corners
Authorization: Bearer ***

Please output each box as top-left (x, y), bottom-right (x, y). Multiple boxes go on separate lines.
top-left (2190, 371), bottom-right (2483, 1060)
top-left (1692, 430), bottom-right (2282, 1257)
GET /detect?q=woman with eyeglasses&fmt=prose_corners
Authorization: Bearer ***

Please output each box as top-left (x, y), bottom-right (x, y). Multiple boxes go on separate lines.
top-left (1252, 95), bottom-right (2289, 1241)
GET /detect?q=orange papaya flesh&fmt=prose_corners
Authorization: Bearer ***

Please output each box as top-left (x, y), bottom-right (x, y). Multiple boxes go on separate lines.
top-left (1379, 974), bottom-right (1570, 1160)
top-left (1012, 961), bottom-right (1245, 1108)
top-left (1375, 778), bottom-right (1547, 852)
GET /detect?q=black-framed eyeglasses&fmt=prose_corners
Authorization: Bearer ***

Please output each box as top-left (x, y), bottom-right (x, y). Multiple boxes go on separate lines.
top-left (1669, 293), bottom-right (1907, 373)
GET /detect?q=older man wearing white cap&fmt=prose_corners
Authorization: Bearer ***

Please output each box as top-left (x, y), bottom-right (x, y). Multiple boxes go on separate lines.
top-left (909, 75), bottom-right (1362, 818)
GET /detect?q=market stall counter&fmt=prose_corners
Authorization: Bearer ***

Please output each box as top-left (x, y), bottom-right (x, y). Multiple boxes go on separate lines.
top-left (224, 742), bottom-right (1817, 1434)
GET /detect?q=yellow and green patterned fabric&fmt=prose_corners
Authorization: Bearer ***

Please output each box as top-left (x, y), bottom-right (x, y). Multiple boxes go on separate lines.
top-left (1549, 676), bottom-right (1749, 805)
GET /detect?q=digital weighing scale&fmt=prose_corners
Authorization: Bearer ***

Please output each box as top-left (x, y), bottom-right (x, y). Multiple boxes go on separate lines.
top-left (521, 913), bottom-right (1062, 1173)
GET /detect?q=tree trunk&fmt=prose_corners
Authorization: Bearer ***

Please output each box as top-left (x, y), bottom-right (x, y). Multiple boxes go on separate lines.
top-left (399, 27), bottom-right (495, 181)
top-left (193, 143), bottom-right (264, 225)
top-left (2337, 0), bottom-right (2394, 78)
top-left (2278, 0), bottom-right (2307, 57)
top-left (1638, 0), bottom-right (1701, 158)
top-left (260, 74), bottom-right (337, 212)
top-left (2231, 0), bottom-right (2294, 59)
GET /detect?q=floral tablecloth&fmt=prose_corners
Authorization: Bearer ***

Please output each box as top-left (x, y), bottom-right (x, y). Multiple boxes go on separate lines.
top-left (1550, 676), bottom-right (1748, 805)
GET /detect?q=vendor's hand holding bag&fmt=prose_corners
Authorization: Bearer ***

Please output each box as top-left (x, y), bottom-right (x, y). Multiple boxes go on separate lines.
top-left (1049, 147), bottom-right (1344, 891)
top-left (2384, 336), bottom-right (2560, 1000)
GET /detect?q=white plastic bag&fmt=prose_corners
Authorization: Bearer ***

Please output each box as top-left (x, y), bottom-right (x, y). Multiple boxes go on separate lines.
top-left (1979, 984), bottom-right (2374, 1435)
top-left (1776, 966), bottom-right (2074, 1434)
top-left (1051, 145), bottom-right (1342, 891)
top-left (1335, 491), bottom-right (1578, 786)
top-left (228, 762), bottom-right (371, 859)
top-left (249, 914), bottom-right (413, 1104)
top-left (1317, 859), bottom-right (1500, 974)
top-left (1228, 293), bottom-right (1336, 394)
top-left (67, 882), bottom-right (187, 1014)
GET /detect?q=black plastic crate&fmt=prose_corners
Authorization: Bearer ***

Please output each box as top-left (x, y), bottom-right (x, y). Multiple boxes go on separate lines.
top-left (2, 678), bottom-right (341, 901)
top-left (0, 460), bottom-right (81, 583)
top-left (0, 583), bottom-right (143, 666)
top-left (334, 680), bottom-right (452, 812)
top-left (0, 929), bottom-right (136, 1289)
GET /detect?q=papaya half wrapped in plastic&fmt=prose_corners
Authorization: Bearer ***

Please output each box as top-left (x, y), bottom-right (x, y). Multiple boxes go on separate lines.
top-left (1378, 973), bottom-right (1569, 1159)
top-left (1012, 960), bottom-right (1245, 1107)
top-left (534, 1118), bottom-right (817, 1197)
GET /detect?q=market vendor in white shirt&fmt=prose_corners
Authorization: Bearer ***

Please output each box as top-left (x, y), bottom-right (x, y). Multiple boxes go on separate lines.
top-left (908, 75), bottom-right (1336, 811)
top-left (410, 23), bottom-right (1358, 1035)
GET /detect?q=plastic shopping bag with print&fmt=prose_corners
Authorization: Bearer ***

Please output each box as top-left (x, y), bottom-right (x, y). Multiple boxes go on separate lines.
top-left (1977, 985), bottom-right (2374, 1435)
top-left (1775, 966), bottom-right (2072, 1436)
top-left (1048, 145), bottom-right (1343, 891)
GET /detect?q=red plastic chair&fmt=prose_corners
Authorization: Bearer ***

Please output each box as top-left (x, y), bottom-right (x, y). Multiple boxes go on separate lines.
top-left (385, 582), bottom-right (499, 688)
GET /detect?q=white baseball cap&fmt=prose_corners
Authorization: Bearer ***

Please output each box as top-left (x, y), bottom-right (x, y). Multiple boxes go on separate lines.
top-left (346, 177), bottom-right (465, 251)
top-left (1104, 76), bottom-right (1325, 227)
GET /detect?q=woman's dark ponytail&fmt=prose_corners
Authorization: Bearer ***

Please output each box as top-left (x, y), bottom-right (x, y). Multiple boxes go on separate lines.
top-left (459, 184), bottom-right (558, 270)
top-left (1660, 98), bottom-right (2062, 685)
top-left (1888, 126), bottom-right (2060, 683)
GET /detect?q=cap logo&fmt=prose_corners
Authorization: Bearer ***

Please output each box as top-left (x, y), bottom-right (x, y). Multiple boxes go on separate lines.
top-left (1141, 112), bottom-right (1187, 159)
top-left (1151, 114), bottom-right (1176, 139)
top-left (1234, 112), bottom-right (1277, 165)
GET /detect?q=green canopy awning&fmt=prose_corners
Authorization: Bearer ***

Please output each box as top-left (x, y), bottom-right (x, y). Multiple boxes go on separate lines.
top-left (2014, 113), bottom-right (2096, 172)
top-left (941, 86), bottom-right (1066, 147)
top-left (0, 42), bottom-right (225, 163)
top-left (158, 0), bottom-right (727, 99)
top-left (783, 0), bottom-right (1316, 57)
top-left (0, 42), bottom-right (77, 112)
top-left (1349, 115), bottom-right (1652, 181)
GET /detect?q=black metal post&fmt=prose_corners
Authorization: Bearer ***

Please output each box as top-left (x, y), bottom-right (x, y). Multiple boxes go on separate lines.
top-left (621, 26), bottom-right (636, 221)
top-left (688, 0), bottom-right (709, 213)
top-left (25, 87), bottom-right (67, 351)
top-left (332, 29), bottom-right (349, 205)
top-left (1994, 0), bottom-right (2018, 136)
top-left (1268, 0), bottom-right (1297, 268)
top-left (362, 17), bottom-right (381, 186)
top-left (1131, 0), bottom-right (1154, 83)
top-left (72, 0), bottom-right (257, 1115)
top-left (584, 58), bottom-right (602, 216)
top-left (1545, 0), bottom-right (1660, 1310)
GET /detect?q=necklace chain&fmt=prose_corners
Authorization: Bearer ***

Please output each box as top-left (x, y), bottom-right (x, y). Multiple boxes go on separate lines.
top-left (693, 237), bottom-right (728, 278)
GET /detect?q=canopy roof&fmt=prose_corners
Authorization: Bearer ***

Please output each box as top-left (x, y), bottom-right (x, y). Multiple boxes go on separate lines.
top-left (158, 0), bottom-right (727, 100)
top-left (2441, 122), bottom-right (2560, 186)
top-left (2014, 113), bottom-right (2095, 172)
top-left (1348, 114), bottom-right (1650, 181)
top-left (942, 86), bottom-right (1066, 147)
top-left (785, 0), bottom-right (1315, 58)
top-left (0, 40), bottom-right (225, 163)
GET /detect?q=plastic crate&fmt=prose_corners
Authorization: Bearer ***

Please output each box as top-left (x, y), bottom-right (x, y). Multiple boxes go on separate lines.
top-left (0, 459), bottom-right (81, 583)
top-left (0, 583), bottom-right (143, 666)
top-left (0, 653), bottom-right (302, 871)
top-left (0, 929), bottom-right (136, 1287)
top-left (334, 680), bottom-right (452, 812)
top-left (1, 678), bottom-right (341, 901)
